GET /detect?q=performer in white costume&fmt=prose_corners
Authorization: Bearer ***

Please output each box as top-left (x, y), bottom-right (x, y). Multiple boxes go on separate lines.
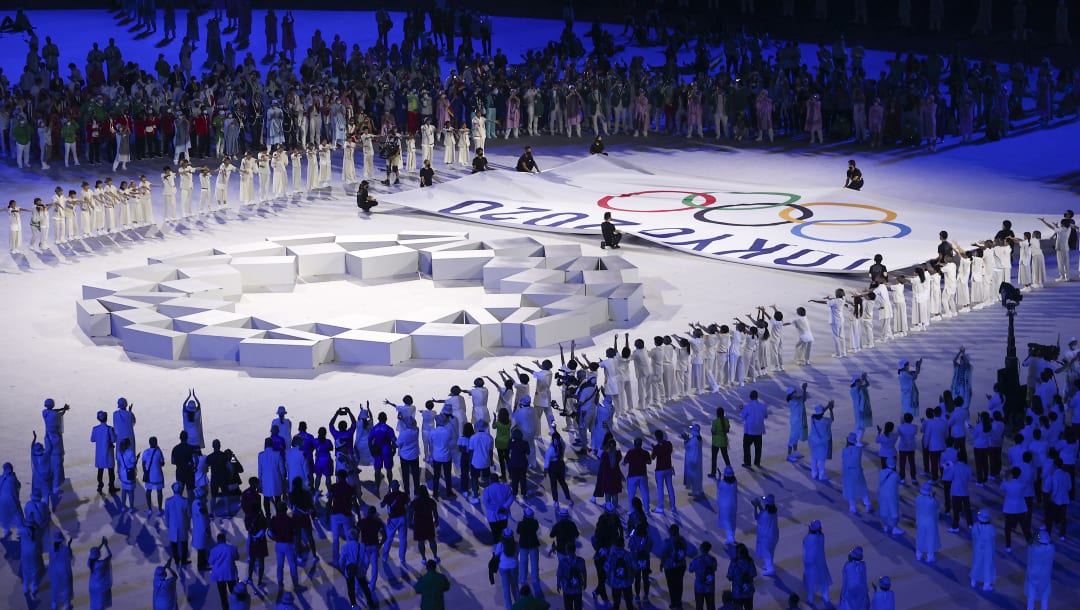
top-left (215, 157), bottom-right (235, 210)
top-left (420, 118), bottom-right (435, 165)
top-left (161, 167), bottom-right (177, 221)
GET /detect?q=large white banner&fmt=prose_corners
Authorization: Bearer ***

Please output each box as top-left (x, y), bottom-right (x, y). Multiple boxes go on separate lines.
top-left (381, 156), bottom-right (1035, 274)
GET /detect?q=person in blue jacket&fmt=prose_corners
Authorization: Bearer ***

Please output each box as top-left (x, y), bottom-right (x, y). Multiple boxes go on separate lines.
top-left (153, 559), bottom-right (178, 610)
top-left (87, 537), bottom-right (113, 610)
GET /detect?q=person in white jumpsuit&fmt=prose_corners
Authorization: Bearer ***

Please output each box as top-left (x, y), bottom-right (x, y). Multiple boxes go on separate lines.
top-left (238, 153), bottom-right (255, 206)
top-left (178, 161), bottom-right (194, 218)
top-left (471, 110), bottom-right (487, 156)
top-left (161, 167), bottom-right (177, 221)
top-left (8, 201), bottom-right (29, 253)
top-left (215, 157), bottom-right (235, 210)
top-left (341, 137), bottom-right (356, 184)
top-left (1039, 217), bottom-right (1072, 282)
top-left (420, 118), bottom-right (435, 164)
top-left (290, 149), bottom-right (304, 195)
top-left (51, 187), bottom-right (66, 246)
top-left (362, 130), bottom-right (377, 178)
top-left (810, 289), bottom-right (848, 358)
top-left (272, 146), bottom-right (289, 198)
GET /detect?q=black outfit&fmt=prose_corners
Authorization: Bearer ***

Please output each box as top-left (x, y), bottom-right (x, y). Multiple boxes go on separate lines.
top-left (845, 167), bottom-right (864, 190)
top-left (419, 166), bottom-right (434, 187)
top-left (551, 519), bottom-right (580, 556)
top-left (516, 152), bottom-right (538, 172)
top-left (742, 433), bottom-right (762, 467)
top-left (171, 441), bottom-right (197, 495)
top-left (868, 262), bottom-right (888, 285)
top-left (937, 240), bottom-right (954, 259)
top-left (356, 184), bottom-right (378, 213)
top-left (590, 140), bottom-right (607, 155)
top-left (471, 155), bottom-right (489, 173)
top-left (600, 220), bottom-right (622, 249)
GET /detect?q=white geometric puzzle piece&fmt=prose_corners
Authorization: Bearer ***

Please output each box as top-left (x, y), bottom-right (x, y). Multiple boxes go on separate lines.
top-left (521, 312), bottom-right (591, 348)
top-left (345, 246), bottom-right (419, 279)
top-left (213, 242), bottom-right (287, 257)
top-left (83, 276), bottom-right (157, 300)
top-left (158, 278), bottom-right (226, 300)
top-left (429, 250), bottom-right (495, 281)
top-left (106, 264), bottom-right (179, 282)
top-left (334, 329), bottom-right (413, 365)
top-left (110, 308), bottom-right (172, 339)
top-left (230, 256), bottom-right (297, 288)
top-left (286, 243), bottom-right (347, 278)
top-left (122, 324), bottom-right (188, 360)
top-left (172, 310), bottom-right (253, 333)
top-left (188, 326), bottom-right (268, 361)
top-left (76, 299), bottom-right (111, 337)
top-left (177, 265), bottom-right (243, 298)
top-left (410, 323), bottom-right (482, 360)
top-left (157, 297), bottom-right (237, 318)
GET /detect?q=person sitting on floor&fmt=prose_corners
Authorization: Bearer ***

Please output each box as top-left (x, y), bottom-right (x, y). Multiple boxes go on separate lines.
top-left (845, 159), bottom-right (864, 191)
top-left (600, 211), bottom-right (623, 250)
top-left (356, 180), bottom-right (378, 214)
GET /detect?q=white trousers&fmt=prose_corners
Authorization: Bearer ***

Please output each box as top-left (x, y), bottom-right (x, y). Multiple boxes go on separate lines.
top-left (64, 142), bottom-right (79, 166)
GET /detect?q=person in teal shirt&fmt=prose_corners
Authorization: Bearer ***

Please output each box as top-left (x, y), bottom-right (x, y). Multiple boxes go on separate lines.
top-left (413, 559), bottom-right (450, 610)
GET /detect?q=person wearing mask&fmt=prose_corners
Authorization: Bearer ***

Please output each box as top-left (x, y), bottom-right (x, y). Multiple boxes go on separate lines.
top-left (471, 147), bottom-right (491, 173)
top-left (516, 146), bottom-right (541, 173)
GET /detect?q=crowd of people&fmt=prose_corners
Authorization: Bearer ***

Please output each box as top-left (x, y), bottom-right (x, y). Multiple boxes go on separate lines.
top-left (4, 3), bottom-right (1080, 254)
top-left (5, 209), bottom-right (1079, 607)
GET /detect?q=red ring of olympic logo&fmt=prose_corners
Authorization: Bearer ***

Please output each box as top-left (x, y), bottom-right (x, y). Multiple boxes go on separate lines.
top-left (597, 190), bottom-right (719, 213)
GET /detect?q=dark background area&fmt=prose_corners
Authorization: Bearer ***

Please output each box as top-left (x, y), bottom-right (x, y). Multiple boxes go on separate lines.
top-left (0, 0), bottom-right (1075, 65)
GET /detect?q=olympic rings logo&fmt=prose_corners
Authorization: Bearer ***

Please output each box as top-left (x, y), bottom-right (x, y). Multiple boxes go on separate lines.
top-left (596, 190), bottom-right (911, 243)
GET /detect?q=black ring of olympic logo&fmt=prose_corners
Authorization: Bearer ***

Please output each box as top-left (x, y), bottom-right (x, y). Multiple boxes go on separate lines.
top-left (692, 202), bottom-right (814, 227)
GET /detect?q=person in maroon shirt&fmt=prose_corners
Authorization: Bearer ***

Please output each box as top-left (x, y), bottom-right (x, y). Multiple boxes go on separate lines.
top-left (241, 477), bottom-right (263, 532)
top-left (358, 505), bottom-right (386, 587)
top-left (652, 431), bottom-right (676, 514)
top-left (268, 502), bottom-right (301, 591)
top-left (134, 112), bottom-right (147, 161)
top-left (409, 486), bottom-right (440, 564)
top-left (381, 480), bottom-right (409, 563)
top-left (623, 437), bottom-right (652, 510)
top-left (329, 470), bottom-right (358, 565)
